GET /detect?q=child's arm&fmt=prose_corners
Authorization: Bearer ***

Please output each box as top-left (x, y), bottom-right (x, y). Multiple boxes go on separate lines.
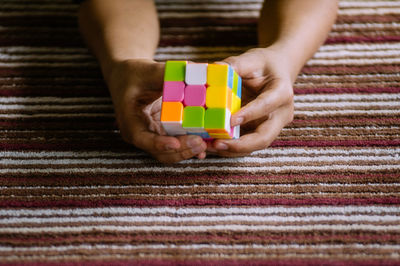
top-left (78, 0), bottom-right (207, 163)
top-left (209, 0), bottom-right (339, 156)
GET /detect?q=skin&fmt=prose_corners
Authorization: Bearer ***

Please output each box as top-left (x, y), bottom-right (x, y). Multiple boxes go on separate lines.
top-left (78, 0), bottom-right (338, 163)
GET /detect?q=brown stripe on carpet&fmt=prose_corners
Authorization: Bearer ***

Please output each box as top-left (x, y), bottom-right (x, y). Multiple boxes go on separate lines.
top-left (0, 0), bottom-right (399, 265)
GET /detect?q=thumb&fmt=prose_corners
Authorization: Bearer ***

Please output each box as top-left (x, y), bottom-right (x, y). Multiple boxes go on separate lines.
top-left (222, 50), bottom-right (266, 80)
top-left (221, 55), bottom-right (244, 77)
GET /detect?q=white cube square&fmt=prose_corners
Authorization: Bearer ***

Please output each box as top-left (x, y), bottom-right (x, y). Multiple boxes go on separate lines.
top-left (224, 108), bottom-right (231, 134)
top-left (161, 122), bottom-right (186, 136)
top-left (233, 125), bottom-right (240, 139)
top-left (185, 63), bottom-right (207, 85)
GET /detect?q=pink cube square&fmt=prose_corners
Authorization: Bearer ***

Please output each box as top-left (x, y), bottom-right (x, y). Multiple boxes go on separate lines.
top-left (184, 85), bottom-right (206, 106)
top-left (163, 81), bottom-right (185, 102)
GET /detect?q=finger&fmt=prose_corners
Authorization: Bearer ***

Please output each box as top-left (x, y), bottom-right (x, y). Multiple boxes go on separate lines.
top-left (156, 135), bottom-right (207, 163)
top-left (223, 49), bottom-right (267, 79)
top-left (197, 152), bottom-right (207, 160)
top-left (133, 129), bottom-right (181, 153)
top-left (214, 104), bottom-right (293, 156)
top-left (231, 83), bottom-right (293, 127)
top-left (175, 135), bottom-right (207, 161)
top-left (142, 97), bottom-right (165, 135)
top-left (130, 108), bottom-right (207, 163)
top-left (127, 111), bottom-right (181, 152)
top-left (206, 141), bottom-right (218, 153)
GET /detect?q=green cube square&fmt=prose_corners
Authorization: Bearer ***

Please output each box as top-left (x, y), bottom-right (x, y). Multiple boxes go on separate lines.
top-left (183, 106), bottom-right (205, 128)
top-left (164, 61), bottom-right (187, 81)
top-left (232, 72), bottom-right (239, 95)
top-left (204, 108), bottom-right (226, 129)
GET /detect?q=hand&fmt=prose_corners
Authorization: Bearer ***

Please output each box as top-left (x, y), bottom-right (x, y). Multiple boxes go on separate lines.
top-left (107, 59), bottom-right (207, 163)
top-left (208, 47), bottom-right (295, 157)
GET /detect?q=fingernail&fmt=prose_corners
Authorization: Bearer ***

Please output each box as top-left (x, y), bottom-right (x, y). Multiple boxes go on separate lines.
top-left (191, 145), bottom-right (204, 154)
top-left (197, 152), bottom-right (206, 160)
top-left (187, 136), bottom-right (201, 148)
top-left (216, 142), bottom-right (228, 150)
top-left (234, 117), bottom-right (244, 125)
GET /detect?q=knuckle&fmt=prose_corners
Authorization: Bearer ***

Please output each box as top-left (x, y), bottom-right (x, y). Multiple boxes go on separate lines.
top-left (248, 47), bottom-right (263, 55)
top-left (223, 56), bottom-right (237, 66)
top-left (225, 55), bottom-right (237, 62)
top-left (283, 86), bottom-right (294, 104)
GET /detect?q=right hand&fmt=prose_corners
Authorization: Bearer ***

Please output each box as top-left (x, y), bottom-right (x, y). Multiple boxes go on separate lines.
top-left (106, 59), bottom-right (207, 163)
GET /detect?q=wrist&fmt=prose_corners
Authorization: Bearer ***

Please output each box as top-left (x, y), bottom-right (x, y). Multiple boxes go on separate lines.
top-left (102, 57), bottom-right (157, 88)
top-left (262, 43), bottom-right (305, 83)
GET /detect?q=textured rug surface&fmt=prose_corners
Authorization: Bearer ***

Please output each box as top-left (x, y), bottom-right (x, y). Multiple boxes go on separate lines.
top-left (0, 0), bottom-right (400, 265)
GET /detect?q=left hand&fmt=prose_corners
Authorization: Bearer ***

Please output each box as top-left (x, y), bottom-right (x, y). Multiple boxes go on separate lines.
top-left (207, 47), bottom-right (295, 157)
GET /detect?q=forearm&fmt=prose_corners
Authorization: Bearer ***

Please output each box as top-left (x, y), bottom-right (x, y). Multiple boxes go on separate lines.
top-left (258, 0), bottom-right (338, 82)
top-left (78, 0), bottom-right (159, 81)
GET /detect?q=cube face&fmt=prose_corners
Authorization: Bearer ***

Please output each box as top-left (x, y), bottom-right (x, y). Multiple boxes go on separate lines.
top-left (161, 101), bottom-right (183, 122)
top-left (163, 81), bottom-right (185, 102)
top-left (164, 61), bottom-right (187, 81)
top-left (236, 76), bottom-right (242, 98)
top-left (231, 94), bottom-right (241, 114)
top-left (228, 67), bottom-right (234, 89)
top-left (183, 106), bottom-right (205, 130)
top-left (233, 72), bottom-right (239, 95)
top-left (184, 85), bottom-right (206, 107)
top-left (207, 64), bottom-right (230, 87)
top-left (185, 63), bottom-right (207, 85)
top-left (206, 86), bottom-right (227, 109)
top-left (161, 61), bottom-right (241, 139)
top-left (206, 86), bottom-right (232, 110)
top-left (204, 108), bottom-right (231, 135)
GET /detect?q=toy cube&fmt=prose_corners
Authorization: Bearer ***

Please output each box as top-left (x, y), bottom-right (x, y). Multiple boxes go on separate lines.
top-left (161, 61), bottom-right (242, 140)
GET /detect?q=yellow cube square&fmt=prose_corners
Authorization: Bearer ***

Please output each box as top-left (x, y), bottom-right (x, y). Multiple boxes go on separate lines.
top-left (207, 64), bottom-right (229, 87)
top-left (206, 86), bottom-right (230, 108)
top-left (231, 94), bottom-right (241, 114)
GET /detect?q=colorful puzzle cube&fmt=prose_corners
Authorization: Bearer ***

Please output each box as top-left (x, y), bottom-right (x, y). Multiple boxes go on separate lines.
top-left (160, 61), bottom-right (242, 140)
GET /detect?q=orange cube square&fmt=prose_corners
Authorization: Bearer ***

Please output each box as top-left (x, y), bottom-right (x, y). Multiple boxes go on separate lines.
top-left (161, 102), bottom-right (183, 122)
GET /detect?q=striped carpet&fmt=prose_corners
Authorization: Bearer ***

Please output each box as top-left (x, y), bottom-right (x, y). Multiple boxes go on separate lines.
top-left (1, 0), bottom-right (400, 265)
